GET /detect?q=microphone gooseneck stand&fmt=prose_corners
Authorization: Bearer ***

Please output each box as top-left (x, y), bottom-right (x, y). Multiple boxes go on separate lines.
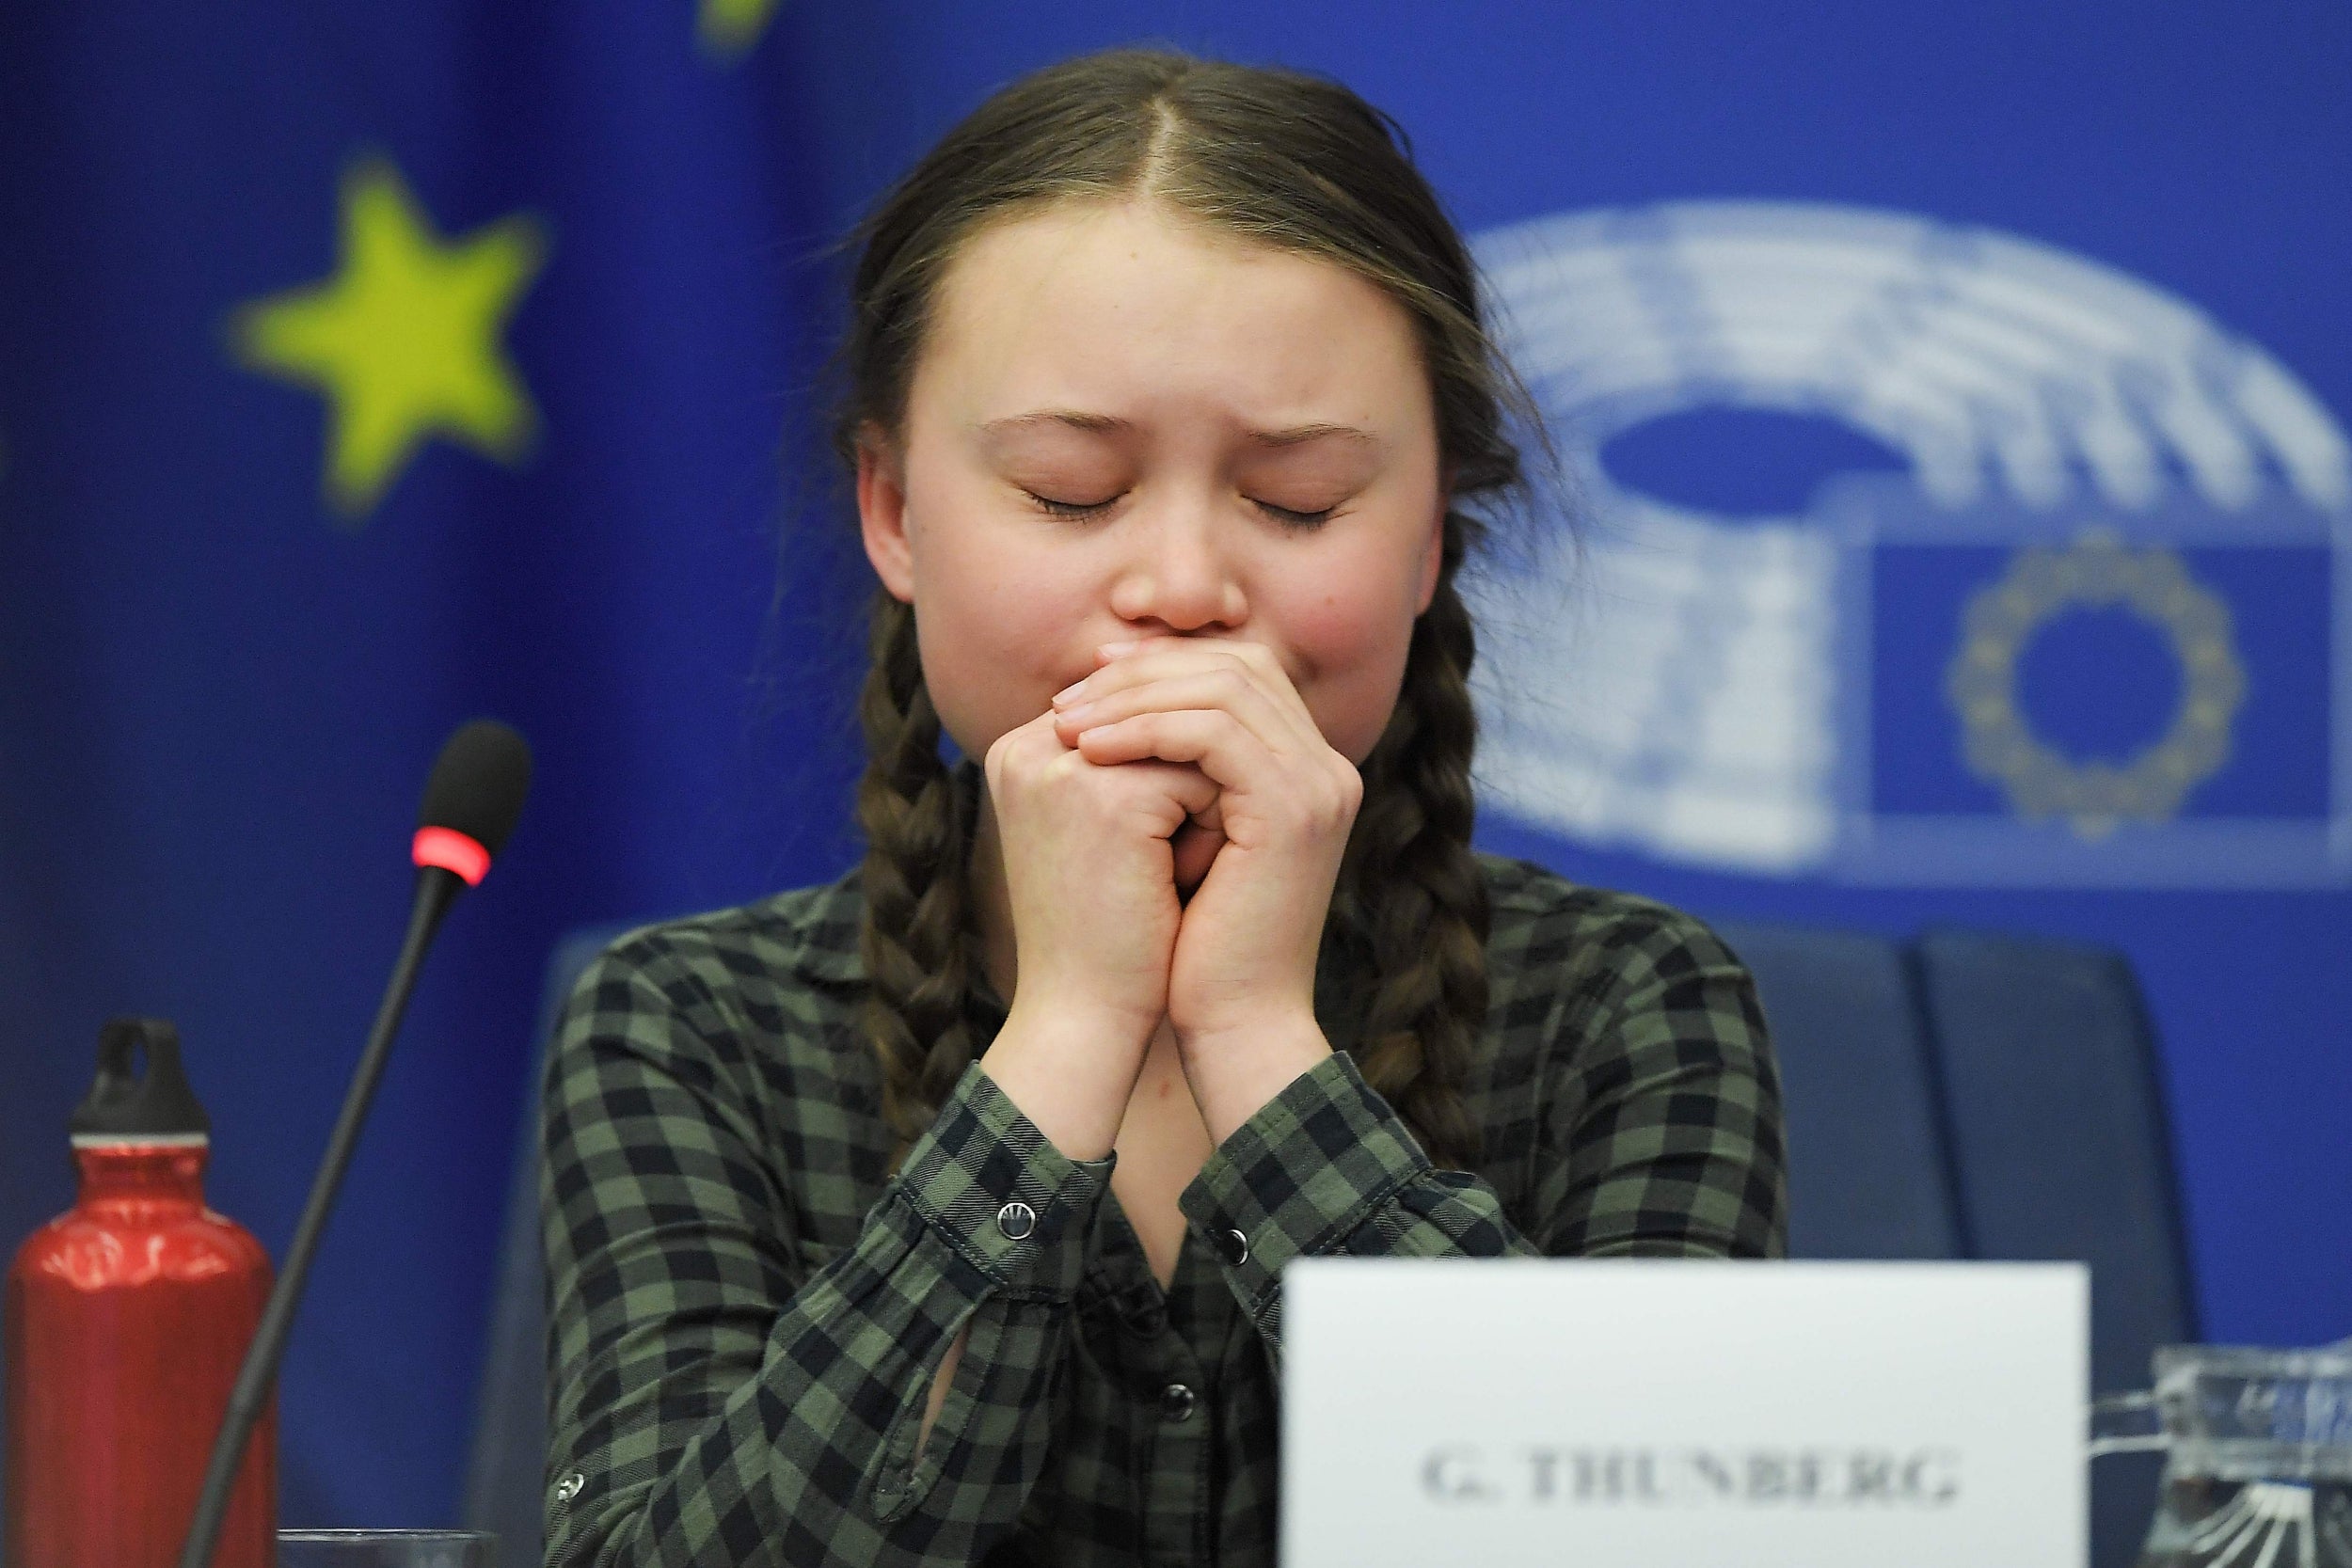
top-left (175, 871), bottom-right (461, 1568)
top-left (179, 716), bottom-right (532, 1568)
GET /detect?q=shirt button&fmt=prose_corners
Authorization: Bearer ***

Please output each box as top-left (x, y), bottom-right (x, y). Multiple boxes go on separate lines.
top-left (1215, 1227), bottom-right (1250, 1267)
top-left (1160, 1382), bottom-right (1197, 1422)
top-left (554, 1470), bottom-right (585, 1503)
top-left (995, 1200), bottom-right (1037, 1240)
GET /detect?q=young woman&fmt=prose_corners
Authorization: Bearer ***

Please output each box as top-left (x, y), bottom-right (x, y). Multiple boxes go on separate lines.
top-left (541, 47), bottom-right (1786, 1568)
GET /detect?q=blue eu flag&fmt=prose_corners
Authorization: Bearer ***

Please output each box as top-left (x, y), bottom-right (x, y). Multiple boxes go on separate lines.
top-left (1851, 481), bottom-right (2336, 887)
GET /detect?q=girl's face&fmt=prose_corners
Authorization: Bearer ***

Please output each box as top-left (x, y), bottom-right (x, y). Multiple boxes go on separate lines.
top-left (858, 198), bottom-right (1447, 768)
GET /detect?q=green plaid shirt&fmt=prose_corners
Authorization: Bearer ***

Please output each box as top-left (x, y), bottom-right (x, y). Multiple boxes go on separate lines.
top-left (541, 853), bottom-right (1787, 1567)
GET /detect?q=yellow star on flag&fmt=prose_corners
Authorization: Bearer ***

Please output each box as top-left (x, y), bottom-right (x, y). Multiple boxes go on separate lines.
top-left (699, 0), bottom-right (780, 57)
top-left (232, 158), bottom-right (548, 521)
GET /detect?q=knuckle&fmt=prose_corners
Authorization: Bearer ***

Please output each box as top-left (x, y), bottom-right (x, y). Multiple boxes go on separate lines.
top-left (1323, 766), bottom-right (1364, 821)
top-left (990, 722), bottom-right (1054, 776)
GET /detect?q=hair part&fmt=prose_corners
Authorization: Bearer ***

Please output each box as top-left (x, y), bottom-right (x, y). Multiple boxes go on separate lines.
top-left (842, 47), bottom-right (1535, 1173)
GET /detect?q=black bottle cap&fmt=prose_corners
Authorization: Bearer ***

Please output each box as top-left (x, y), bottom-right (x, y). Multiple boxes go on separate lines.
top-left (69, 1017), bottom-right (213, 1140)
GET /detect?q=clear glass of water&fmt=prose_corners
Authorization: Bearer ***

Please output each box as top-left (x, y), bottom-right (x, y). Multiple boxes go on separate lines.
top-left (2091, 1345), bottom-right (2352, 1568)
top-left (276, 1531), bottom-right (496, 1568)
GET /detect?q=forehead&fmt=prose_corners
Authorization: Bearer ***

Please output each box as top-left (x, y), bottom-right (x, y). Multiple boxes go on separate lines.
top-left (910, 198), bottom-right (1430, 430)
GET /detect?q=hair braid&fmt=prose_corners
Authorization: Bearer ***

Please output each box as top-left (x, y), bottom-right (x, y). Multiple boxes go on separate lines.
top-left (1338, 528), bottom-right (1490, 1172)
top-left (854, 592), bottom-right (979, 1168)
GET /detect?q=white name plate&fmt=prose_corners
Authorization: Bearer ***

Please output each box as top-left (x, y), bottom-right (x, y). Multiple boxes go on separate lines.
top-left (1282, 1259), bottom-right (2087, 1568)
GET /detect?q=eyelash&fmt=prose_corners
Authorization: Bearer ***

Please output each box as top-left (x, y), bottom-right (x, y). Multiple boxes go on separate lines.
top-left (1023, 492), bottom-right (1336, 530)
top-left (1260, 500), bottom-right (1337, 530)
top-left (1025, 492), bottom-right (1113, 520)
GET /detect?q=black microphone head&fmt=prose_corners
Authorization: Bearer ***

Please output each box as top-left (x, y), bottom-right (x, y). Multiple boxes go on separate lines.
top-left (418, 719), bottom-right (533, 860)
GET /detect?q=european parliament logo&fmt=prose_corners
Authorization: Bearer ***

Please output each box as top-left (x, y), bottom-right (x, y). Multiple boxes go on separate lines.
top-left (1468, 201), bottom-right (2351, 888)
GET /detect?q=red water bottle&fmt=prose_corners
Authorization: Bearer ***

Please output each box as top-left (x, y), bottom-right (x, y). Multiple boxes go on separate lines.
top-left (5, 1018), bottom-right (275, 1567)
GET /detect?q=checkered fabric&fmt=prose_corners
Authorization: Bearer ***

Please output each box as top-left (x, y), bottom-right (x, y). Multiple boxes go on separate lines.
top-left (541, 853), bottom-right (1787, 1566)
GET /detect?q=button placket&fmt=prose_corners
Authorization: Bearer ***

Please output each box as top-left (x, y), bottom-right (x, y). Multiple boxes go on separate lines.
top-left (1143, 1343), bottom-right (1210, 1566)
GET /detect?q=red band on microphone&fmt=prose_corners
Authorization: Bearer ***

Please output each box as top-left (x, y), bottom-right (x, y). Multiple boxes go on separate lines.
top-left (412, 826), bottom-right (491, 886)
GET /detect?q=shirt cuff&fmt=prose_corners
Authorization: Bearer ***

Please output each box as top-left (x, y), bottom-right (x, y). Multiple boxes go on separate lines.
top-left (1177, 1049), bottom-right (1430, 1318)
top-left (895, 1061), bottom-right (1116, 1301)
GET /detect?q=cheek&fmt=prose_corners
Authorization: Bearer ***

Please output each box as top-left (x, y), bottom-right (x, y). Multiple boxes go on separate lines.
top-left (905, 519), bottom-right (1095, 756)
top-left (1282, 572), bottom-right (1422, 767)
top-left (915, 585), bottom-right (1053, 755)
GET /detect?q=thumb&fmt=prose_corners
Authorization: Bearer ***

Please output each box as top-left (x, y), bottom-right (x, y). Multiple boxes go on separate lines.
top-left (1169, 818), bottom-right (1227, 896)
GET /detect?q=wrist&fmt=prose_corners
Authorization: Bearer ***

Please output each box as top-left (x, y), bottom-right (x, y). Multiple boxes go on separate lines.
top-left (981, 1002), bottom-right (1155, 1162)
top-left (1174, 1011), bottom-right (1332, 1147)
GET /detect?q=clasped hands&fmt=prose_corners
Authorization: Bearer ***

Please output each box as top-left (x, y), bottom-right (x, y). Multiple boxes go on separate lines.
top-left (979, 635), bottom-right (1362, 1159)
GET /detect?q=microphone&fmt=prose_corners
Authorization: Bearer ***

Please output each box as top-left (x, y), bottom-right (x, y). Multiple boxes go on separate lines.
top-left (179, 720), bottom-right (532, 1568)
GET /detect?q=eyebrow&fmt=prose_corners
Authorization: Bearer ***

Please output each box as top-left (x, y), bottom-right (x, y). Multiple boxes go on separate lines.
top-left (976, 410), bottom-right (1379, 449)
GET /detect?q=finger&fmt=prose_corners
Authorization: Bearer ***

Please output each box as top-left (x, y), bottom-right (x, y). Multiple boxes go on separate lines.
top-left (1074, 707), bottom-right (1290, 802)
top-left (989, 709), bottom-right (1221, 831)
top-left (1092, 753), bottom-right (1222, 830)
top-left (1093, 633), bottom-right (1283, 669)
top-left (1058, 643), bottom-right (1317, 740)
top-left (1053, 668), bottom-right (1313, 758)
top-left (1065, 638), bottom-right (1301, 709)
top-left (983, 705), bottom-right (1073, 786)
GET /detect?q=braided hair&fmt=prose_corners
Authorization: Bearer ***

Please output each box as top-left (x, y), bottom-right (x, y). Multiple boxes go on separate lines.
top-left (834, 49), bottom-right (1539, 1173)
top-left (853, 593), bottom-right (978, 1158)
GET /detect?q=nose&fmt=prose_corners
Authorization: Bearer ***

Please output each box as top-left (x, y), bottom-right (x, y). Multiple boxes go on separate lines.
top-left (1107, 500), bottom-right (1248, 634)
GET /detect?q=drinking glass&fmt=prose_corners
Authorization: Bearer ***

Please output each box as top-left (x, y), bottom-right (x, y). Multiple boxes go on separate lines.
top-left (276, 1530), bottom-right (496, 1568)
top-left (2091, 1345), bottom-right (2352, 1567)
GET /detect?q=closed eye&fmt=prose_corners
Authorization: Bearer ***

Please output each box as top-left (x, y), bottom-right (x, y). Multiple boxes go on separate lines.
top-left (1025, 490), bottom-right (1120, 519)
top-left (1257, 499), bottom-right (1336, 530)
top-left (1024, 489), bottom-right (1334, 528)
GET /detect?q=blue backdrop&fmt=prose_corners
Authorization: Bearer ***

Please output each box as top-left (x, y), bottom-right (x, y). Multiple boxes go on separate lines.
top-left (3, 0), bottom-right (2345, 1528)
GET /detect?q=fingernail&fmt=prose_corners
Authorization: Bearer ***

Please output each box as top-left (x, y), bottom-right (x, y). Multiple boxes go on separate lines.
top-left (1098, 640), bottom-right (1138, 658)
top-left (1053, 680), bottom-right (1087, 706)
top-left (1058, 702), bottom-right (1095, 726)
